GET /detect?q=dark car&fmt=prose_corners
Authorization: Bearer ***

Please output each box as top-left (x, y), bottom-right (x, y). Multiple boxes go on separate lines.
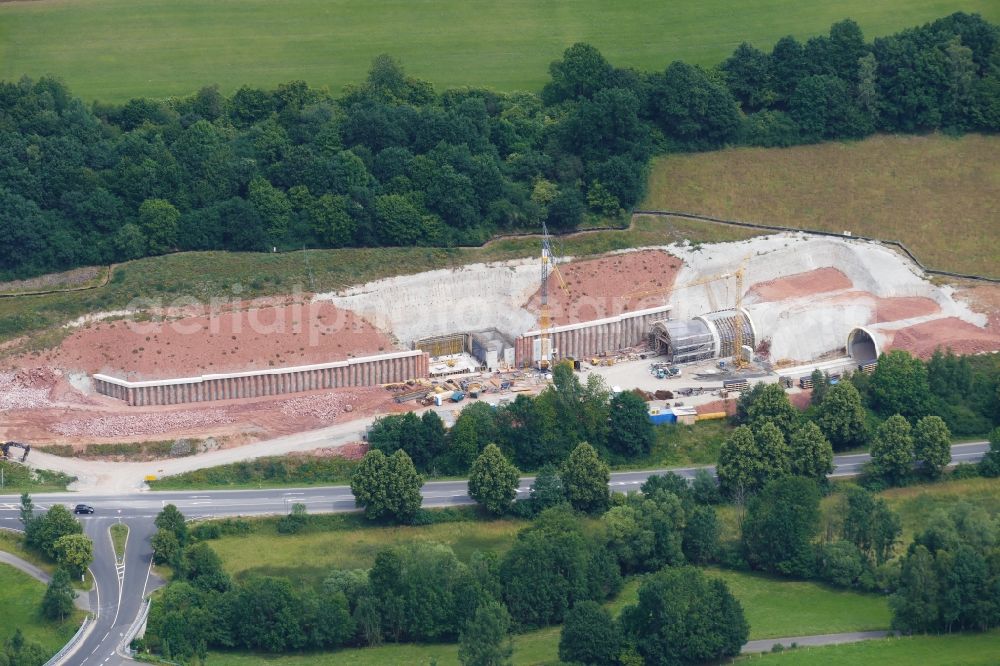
top-left (73, 504), bottom-right (94, 514)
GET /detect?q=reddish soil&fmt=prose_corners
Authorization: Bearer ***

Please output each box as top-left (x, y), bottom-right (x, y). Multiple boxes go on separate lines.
top-left (826, 291), bottom-right (941, 323)
top-left (885, 317), bottom-right (1000, 359)
top-left (12, 300), bottom-right (397, 380)
top-left (0, 383), bottom-right (398, 445)
top-left (870, 296), bottom-right (941, 323)
top-left (695, 399), bottom-right (736, 417)
top-left (954, 282), bottom-right (1000, 332)
top-left (788, 391), bottom-right (813, 411)
top-left (525, 250), bottom-right (683, 325)
top-left (750, 267), bottom-right (852, 301)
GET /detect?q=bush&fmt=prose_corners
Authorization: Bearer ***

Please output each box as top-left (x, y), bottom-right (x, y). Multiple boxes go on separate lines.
top-left (950, 463), bottom-right (981, 480)
top-left (816, 541), bottom-right (868, 588)
top-left (276, 503), bottom-right (309, 534)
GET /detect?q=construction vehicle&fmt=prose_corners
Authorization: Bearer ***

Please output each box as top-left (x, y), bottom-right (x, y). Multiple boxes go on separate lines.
top-left (0, 441), bottom-right (30, 462)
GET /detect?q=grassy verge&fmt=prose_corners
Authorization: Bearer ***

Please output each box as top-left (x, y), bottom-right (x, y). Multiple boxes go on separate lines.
top-left (0, 462), bottom-right (76, 493)
top-left (615, 419), bottom-right (730, 470)
top-left (643, 134), bottom-right (1000, 278)
top-left (5, 0), bottom-right (996, 103)
top-left (0, 530), bottom-right (53, 574)
top-left (0, 563), bottom-right (85, 659)
top-left (148, 455), bottom-right (360, 491)
top-left (0, 214), bottom-right (758, 348)
top-left (110, 524), bottom-right (128, 564)
top-left (39, 439), bottom-right (201, 462)
top-left (740, 629), bottom-right (1000, 664)
top-left (150, 420), bottom-right (727, 491)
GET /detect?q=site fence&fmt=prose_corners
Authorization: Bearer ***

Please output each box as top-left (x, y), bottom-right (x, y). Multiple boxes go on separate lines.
top-left (633, 209), bottom-right (1000, 284)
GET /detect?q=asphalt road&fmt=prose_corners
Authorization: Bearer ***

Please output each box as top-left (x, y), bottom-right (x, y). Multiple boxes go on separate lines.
top-left (0, 440), bottom-right (987, 665)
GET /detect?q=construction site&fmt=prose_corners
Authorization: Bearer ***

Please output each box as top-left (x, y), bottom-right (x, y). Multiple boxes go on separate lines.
top-left (2, 228), bottom-right (1000, 452)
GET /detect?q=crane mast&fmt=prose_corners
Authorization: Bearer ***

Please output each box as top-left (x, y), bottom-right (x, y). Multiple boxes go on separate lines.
top-left (538, 221), bottom-right (553, 369)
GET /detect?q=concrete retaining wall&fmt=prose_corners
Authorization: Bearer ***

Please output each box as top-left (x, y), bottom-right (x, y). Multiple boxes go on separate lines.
top-left (94, 350), bottom-right (429, 406)
top-left (514, 305), bottom-right (671, 366)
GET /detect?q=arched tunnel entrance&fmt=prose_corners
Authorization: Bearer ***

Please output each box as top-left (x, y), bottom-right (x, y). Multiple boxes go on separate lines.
top-left (847, 327), bottom-right (879, 363)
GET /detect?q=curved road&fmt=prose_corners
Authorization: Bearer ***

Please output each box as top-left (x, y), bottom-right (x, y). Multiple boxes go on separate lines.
top-left (0, 441), bottom-right (987, 665)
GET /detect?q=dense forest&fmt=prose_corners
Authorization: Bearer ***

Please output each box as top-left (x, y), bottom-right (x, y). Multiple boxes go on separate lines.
top-left (1, 13), bottom-right (998, 280)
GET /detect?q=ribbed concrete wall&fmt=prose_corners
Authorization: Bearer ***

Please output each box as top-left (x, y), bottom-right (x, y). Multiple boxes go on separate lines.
top-left (94, 350), bottom-right (430, 406)
top-left (514, 305), bottom-right (671, 366)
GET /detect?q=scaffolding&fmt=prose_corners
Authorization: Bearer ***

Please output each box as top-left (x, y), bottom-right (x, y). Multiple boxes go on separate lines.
top-left (415, 333), bottom-right (468, 358)
top-left (650, 309), bottom-right (755, 364)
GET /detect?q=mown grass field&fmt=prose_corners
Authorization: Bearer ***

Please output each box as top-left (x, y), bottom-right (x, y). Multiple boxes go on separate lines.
top-left (743, 629), bottom-right (1000, 665)
top-left (0, 563), bottom-right (84, 659)
top-left (607, 570), bottom-right (890, 639)
top-left (0, 214), bottom-right (759, 350)
top-left (2, 1), bottom-right (996, 103)
top-left (643, 134), bottom-right (1000, 278)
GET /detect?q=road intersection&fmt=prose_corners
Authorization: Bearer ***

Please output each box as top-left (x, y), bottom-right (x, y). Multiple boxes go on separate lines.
top-left (0, 440), bottom-right (988, 665)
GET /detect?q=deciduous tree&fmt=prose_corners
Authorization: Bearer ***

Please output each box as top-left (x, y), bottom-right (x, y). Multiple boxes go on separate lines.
top-left (871, 414), bottom-right (915, 486)
top-left (914, 415), bottom-right (952, 479)
top-left (620, 566), bottom-right (748, 665)
top-left (558, 601), bottom-right (622, 666)
top-left (458, 600), bottom-right (513, 666)
top-left (607, 390), bottom-right (654, 458)
top-left (469, 444), bottom-right (521, 516)
top-left (350, 449), bottom-right (424, 523)
top-left (53, 533), bottom-right (93, 577)
top-left (870, 350), bottom-right (932, 420)
top-left (561, 443), bottom-right (610, 514)
top-left (816, 380), bottom-right (869, 451)
top-left (742, 477), bottom-right (820, 577)
top-left (789, 421), bottom-right (834, 482)
top-left (41, 567), bottom-right (76, 621)
top-left (717, 425), bottom-right (762, 497)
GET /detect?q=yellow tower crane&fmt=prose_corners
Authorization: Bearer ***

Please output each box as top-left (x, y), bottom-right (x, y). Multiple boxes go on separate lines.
top-left (538, 221), bottom-right (568, 369)
top-left (627, 253), bottom-right (754, 368)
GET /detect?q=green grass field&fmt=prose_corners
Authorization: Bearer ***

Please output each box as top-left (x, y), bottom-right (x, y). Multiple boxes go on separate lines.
top-left (607, 570), bottom-right (889, 639)
top-left (742, 629), bottom-right (1000, 665)
top-left (1, 1), bottom-right (995, 103)
top-left (211, 517), bottom-right (537, 586)
top-left (879, 476), bottom-right (1000, 542)
top-left (0, 563), bottom-right (84, 659)
top-left (0, 214), bottom-right (758, 349)
top-left (643, 134), bottom-right (1000, 278)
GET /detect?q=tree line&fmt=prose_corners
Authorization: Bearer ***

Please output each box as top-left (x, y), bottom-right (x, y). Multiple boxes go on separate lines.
top-left (719, 348), bottom-right (1000, 497)
top-left (366, 363), bottom-right (654, 477)
top-left (145, 421), bottom-right (1000, 664)
top-left (2, 13), bottom-right (998, 280)
top-left (146, 473), bottom-right (748, 665)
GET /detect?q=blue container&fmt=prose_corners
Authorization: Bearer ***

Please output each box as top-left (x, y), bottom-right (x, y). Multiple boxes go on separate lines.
top-left (649, 410), bottom-right (677, 425)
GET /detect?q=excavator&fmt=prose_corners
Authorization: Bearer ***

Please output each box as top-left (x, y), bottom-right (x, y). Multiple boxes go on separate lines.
top-left (0, 441), bottom-right (30, 463)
